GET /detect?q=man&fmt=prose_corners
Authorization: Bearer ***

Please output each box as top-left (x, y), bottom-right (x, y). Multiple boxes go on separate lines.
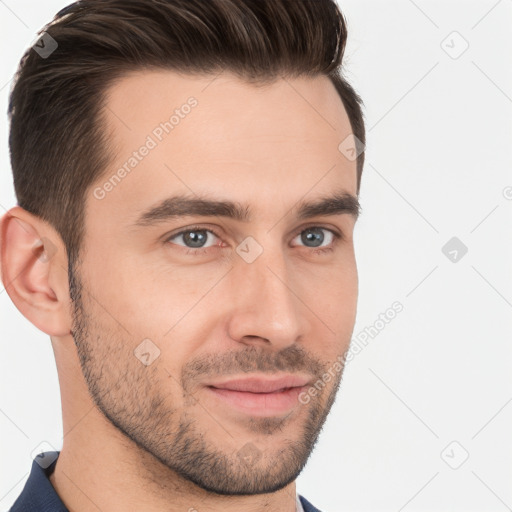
top-left (1, 0), bottom-right (365, 510)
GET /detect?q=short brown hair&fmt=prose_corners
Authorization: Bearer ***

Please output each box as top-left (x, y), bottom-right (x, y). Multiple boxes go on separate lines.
top-left (8, 0), bottom-right (365, 270)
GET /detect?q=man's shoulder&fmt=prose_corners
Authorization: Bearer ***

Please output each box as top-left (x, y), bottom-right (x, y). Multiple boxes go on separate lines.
top-left (299, 494), bottom-right (324, 512)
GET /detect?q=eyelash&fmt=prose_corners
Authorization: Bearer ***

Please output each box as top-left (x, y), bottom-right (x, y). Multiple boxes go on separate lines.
top-left (164, 225), bottom-right (343, 256)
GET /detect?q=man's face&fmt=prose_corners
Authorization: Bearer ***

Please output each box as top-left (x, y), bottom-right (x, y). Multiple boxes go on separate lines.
top-left (72, 70), bottom-right (359, 494)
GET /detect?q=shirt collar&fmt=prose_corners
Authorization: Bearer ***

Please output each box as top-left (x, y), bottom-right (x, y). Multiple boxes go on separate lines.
top-left (9, 451), bottom-right (68, 512)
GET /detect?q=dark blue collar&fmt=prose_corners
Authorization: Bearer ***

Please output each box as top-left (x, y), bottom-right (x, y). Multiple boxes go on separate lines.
top-left (299, 494), bottom-right (323, 512)
top-left (9, 451), bottom-right (68, 511)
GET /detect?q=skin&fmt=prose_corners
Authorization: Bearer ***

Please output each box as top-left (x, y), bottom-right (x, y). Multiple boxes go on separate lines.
top-left (0, 70), bottom-right (359, 512)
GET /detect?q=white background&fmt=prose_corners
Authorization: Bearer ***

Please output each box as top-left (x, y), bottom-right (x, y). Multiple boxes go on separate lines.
top-left (1, 1), bottom-right (511, 511)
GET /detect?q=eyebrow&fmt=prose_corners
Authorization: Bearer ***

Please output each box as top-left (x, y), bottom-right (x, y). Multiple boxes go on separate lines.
top-left (132, 190), bottom-right (361, 228)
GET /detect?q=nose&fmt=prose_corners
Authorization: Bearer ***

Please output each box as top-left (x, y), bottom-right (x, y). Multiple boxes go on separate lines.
top-left (226, 249), bottom-right (310, 350)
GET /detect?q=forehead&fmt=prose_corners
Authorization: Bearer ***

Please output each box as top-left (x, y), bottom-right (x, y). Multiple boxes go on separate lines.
top-left (88, 69), bottom-right (357, 231)
top-left (103, 68), bottom-right (349, 129)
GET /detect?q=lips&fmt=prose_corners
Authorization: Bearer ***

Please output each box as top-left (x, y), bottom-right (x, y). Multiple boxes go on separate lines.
top-left (206, 375), bottom-right (312, 394)
top-left (203, 374), bottom-right (314, 416)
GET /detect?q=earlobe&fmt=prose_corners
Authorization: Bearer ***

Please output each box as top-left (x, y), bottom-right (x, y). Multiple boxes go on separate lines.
top-left (0, 206), bottom-right (71, 336)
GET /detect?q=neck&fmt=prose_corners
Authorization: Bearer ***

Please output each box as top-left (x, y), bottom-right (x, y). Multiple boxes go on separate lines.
top-left (48, 410), bottom-right (298, 512)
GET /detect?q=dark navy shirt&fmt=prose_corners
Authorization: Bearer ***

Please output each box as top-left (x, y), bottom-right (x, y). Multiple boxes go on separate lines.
top-left (9, 451), bottom-right (322, 512)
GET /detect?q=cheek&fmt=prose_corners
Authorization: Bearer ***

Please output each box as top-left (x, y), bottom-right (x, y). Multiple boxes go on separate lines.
top-left (83, 260), bottom-right (184, 337)
top-left (306, 258), bottom-right (357, 313)
top-left (307, 265), bottom-right (358, 353)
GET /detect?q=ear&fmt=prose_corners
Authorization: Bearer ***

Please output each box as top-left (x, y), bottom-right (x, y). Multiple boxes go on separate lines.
top-left (0, 206), bottom-right (72, 336)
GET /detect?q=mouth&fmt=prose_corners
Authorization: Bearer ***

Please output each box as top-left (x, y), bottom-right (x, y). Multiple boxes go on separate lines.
top-left (203, 374), bottom-right (312, 416)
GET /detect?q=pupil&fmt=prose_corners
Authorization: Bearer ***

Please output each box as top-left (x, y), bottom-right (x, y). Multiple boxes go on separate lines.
top-left (185, 230), bottom-right (206, 248)
top-left (302, 228), bottom-right (324, 247)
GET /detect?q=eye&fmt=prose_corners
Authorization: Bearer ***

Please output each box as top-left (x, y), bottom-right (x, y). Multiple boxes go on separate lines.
top-left (165, 226), bottom-right (223, 254)
top-left (291, 226), bottom-right (342, 253)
